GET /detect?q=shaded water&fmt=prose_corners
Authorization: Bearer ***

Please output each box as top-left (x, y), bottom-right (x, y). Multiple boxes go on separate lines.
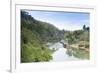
top-left (48, 42), bottom-right (79, 62)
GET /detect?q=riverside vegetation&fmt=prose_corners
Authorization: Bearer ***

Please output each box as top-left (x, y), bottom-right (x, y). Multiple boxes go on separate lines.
top-left (21, 11), bottom-right (90, 63)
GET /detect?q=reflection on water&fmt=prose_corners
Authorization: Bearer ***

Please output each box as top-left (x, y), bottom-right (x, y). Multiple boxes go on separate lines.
top-left (47, 42), bottom-right (79, 62)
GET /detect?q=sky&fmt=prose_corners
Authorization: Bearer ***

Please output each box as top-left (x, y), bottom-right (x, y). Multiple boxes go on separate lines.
top-left (25, 10), bottom-right (90, 31)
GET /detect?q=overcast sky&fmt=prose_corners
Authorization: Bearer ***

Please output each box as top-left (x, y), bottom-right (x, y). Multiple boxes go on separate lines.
top-left (25, 10), bottom-right (90, 31)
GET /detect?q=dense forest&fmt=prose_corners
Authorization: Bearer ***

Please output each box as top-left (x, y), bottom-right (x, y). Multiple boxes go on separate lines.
top-left (21, 11), bottom-right (89, 63)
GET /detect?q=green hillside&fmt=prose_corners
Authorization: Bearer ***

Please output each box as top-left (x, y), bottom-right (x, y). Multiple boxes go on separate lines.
top-left (21, 11), bottom-right (63, 62)
top-left (64, 26), bottom-right (90, 59)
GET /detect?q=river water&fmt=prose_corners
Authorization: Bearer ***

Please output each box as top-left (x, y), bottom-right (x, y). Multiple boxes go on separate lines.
top-left (48, 42), bottom-right (79, 62)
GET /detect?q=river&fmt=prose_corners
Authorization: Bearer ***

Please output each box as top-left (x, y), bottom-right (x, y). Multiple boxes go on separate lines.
top-left (47, 42), bottom-right (79, 62)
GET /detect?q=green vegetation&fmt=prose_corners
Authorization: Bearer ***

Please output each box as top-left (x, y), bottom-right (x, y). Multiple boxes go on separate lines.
top-left (21, 11), bottom-right (90, 62)
top-left (65, 25), bottom-right (89, 59)
top-left (73, 48), bottom-right (89, 59)
top-left (21, 11), bottom-right (63, 62)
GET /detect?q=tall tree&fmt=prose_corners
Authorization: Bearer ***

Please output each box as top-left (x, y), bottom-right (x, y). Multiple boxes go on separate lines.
top-left (83, 25), bottom-right (86, 30)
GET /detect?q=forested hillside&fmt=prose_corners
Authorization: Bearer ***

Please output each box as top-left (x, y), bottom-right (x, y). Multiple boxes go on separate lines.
top-left (21, 11), bottom-right (64, 62)
top-left (64, 25), bottom-right (89, 59)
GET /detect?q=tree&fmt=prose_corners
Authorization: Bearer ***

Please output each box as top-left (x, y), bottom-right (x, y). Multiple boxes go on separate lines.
top-left (83, 25), bottom-right (86, 30)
